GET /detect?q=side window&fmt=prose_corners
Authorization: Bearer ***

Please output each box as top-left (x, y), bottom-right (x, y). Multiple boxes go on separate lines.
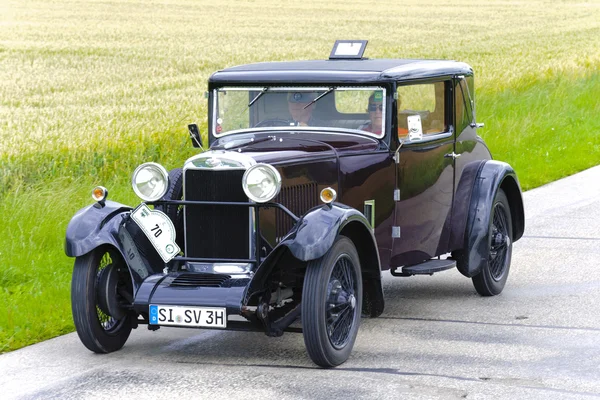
top-left (397, 81), bottom-right (448, 138)
top-left (455, 77), bottom-right (473, 134)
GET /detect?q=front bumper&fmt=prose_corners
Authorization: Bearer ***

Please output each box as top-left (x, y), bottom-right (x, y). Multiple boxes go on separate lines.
top-left (133, 272), bottom-right (251, 316)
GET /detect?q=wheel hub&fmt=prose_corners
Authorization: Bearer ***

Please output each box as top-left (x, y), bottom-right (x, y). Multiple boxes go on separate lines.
top-left (97, 263), bottom-right (126, 321)
top-left (493, 232), bottom-right (505, 247)
top-left (349, 294), bottom-right (356, 310)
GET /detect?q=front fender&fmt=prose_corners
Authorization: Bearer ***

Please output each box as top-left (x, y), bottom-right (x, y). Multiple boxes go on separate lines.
top-left (282, 203), bottom-right (372, 262)
top-left (65, 200), bottom-right (132, 257)
top-left (65, 200), bottom-right (165, 289)
top-left (252, 203), bottom-right (384, 317)
top-left (458, 160), bottom-right (525, 277)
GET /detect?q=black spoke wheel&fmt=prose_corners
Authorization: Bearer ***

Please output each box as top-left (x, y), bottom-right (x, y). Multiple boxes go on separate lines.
top-left (71, 246), bottom-right (133, 353)
top-left (472, 189), bottom-right (513, 296)
top-left (302, 236), bottom-right (362, 367)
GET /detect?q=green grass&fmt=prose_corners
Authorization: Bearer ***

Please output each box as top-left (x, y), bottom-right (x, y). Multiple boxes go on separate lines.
top-left (480, 72), bottom-right (600, 189)
top-left (1, 0), bottom-right (600, 352)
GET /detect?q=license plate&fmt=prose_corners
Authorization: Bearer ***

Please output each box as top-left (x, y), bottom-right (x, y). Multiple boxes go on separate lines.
top-left (149, 305), bottom-right (227, 328)
top-left (131, 204), bottom-right (180, 263)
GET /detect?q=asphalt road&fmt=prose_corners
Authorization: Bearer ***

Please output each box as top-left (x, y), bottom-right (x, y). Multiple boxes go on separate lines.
top-left (2, 166), bottom-right (599, 399)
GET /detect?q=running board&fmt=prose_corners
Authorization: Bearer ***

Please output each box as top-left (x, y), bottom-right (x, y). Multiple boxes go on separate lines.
top-left (390, 259), bottom-right (456, 277)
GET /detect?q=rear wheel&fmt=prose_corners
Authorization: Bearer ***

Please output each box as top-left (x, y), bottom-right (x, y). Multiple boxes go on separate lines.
top-left (71, 247), bottom-right (133, 353)
top-left (302, 236), bottom-right (362, 368)
top-left (472, 189), bottom-right (513, 296)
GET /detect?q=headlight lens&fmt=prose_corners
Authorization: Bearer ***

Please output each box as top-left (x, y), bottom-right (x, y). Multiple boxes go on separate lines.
top-left (320, 187), bottom-right (337, 204)
top-left (131, 162), bottom-right (169, 201)
top-left (242, 163), bottom-right (282, 203)
top-left (91, 186), bottom-right (108, 202)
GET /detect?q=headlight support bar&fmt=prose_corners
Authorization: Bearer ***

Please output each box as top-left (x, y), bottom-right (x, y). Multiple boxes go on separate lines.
top-left (148, 200), bottom-right (300, 264)
top-left (149, 200), bottom-right (299, 222)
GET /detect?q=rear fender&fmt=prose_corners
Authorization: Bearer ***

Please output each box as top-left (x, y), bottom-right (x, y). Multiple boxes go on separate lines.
top-left (455, 160), bottom-right (525, 277)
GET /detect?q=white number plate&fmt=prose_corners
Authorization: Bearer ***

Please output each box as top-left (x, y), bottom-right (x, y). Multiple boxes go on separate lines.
top-left (131, 204), bottom-right (180, 263)
top-left (149, 305), bottom-right (227, 328)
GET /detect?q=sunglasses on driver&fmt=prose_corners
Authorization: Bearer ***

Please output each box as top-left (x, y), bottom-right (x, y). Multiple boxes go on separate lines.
top-left (368, 104), bottom-right (384, 112)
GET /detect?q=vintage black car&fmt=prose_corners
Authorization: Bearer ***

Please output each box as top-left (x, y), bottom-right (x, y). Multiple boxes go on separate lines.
top-left (66, 41), bottom-right (524, 367)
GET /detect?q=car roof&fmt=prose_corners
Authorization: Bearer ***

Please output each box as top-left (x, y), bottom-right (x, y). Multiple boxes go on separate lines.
top-left (209, 59), bottom-right (473, 85)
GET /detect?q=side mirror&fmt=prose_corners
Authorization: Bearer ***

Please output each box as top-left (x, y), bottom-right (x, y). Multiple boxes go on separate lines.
top-left (188, 124), bottom-right (204, 149)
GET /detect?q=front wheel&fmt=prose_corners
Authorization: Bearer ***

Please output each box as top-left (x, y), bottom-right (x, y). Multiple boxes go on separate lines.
top-left (71, 246), bottom-right (133, 353)
top-left (302, 236), bottom-right (363, 368)
top-left (472, 189), bottom-right (513, 296)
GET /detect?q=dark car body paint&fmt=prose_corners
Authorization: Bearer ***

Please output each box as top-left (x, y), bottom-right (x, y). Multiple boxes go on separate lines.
top-left (392, 136), bottom-right (455, 267)
top-left (208, 59), bottom-right (473, 85)
top-left (447, 121), bottom-right (494, 252)
top-left (65, 201), bottom-right (131, 258)
top-left (456, 160), bottom-right (525, 277)
top-left (282, 203), bottom-right (377, 262)
top-left (133, 274), bottom-right (251, 316)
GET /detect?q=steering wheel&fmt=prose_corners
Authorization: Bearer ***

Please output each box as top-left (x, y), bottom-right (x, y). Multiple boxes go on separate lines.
top-left (254, 118), bottom-right (294, 128)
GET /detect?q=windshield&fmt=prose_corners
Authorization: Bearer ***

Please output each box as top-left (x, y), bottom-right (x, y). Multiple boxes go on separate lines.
top-left (213, 86), bottom-right (386, 138)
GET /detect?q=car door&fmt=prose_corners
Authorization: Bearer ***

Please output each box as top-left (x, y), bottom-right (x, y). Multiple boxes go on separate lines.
top-left (391, 80), bottom-right (456, 267)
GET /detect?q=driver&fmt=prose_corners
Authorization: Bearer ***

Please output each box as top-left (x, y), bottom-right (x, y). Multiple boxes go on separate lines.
top-left (287, 92), bottom-right (322, 126)
top-left (359, 91), bottom-right (383, 135)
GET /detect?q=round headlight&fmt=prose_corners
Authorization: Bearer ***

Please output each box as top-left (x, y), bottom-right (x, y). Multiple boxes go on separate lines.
top-left (242, 163), bottom-right (282, 203)
top-left (131, 162), bottom-right (169, 201)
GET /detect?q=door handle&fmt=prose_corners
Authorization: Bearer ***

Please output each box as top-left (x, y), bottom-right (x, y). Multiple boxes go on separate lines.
top-left (444, 152), bottom-right (461, 159)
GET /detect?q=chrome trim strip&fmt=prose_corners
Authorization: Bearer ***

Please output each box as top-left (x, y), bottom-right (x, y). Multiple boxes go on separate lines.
top-left (209, 126), bottom-right (385, 140)
top-left (403, 127), bottom-right (454, 145)
top-left (184, 150), bottom-right (256, 171)
top-left (249, 207), bottom-right (255, 262)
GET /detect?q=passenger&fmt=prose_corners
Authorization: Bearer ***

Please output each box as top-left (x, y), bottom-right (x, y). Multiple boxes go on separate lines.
top-left (287, 92), bottom-right (322, 126)
top-left (359, 91), bottom-right (383, 135)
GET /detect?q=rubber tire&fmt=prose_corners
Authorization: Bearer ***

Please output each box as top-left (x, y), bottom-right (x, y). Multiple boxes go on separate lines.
top-left (472, 189), bottom-right (513, 296)
top-left (155, 168), bottom-right (184, 247)
top-left (71, 247), bottom-right (132, 353)
top-left (302, 236), bottom-right (363, 368)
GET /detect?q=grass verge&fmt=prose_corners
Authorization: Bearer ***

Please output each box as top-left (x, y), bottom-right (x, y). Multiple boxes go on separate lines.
top-left (480, 72), bottom-right (600, 190)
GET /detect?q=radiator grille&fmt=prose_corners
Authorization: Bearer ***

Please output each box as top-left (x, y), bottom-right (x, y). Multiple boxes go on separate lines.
top-left (170, 273), bottom-right (231, 287)
top-left (275, 183), bottom-right (319, 242)
top-left (184, 169), bottom-right (249, 259)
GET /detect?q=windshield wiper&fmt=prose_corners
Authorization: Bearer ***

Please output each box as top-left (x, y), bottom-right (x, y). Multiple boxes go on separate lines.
top-left (248, 87), bottom-right (269, 107)
top-left (303, 87), bottom-right (334, 109)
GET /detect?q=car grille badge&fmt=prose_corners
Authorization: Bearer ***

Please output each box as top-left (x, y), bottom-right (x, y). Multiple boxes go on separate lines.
top-left (206, 157), bottom-right (222, 168)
